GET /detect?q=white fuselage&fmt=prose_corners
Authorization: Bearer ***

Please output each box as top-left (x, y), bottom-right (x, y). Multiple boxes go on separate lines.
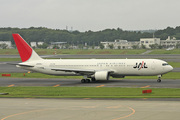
top-left (18, 59), bottom-right (173, 77)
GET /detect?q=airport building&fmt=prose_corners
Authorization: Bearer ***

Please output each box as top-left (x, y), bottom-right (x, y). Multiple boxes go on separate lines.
top-left (160, 36), bottom-right (180, 48)
top-left (48, 42), bottom-right (67, 49)
top-left (37, 42), bottom-right (44, 46)
top-left (101, 39), bottom-right (139, 49)
top-left (140, 36), bottom-right (180, 49)
top-left (0, 41), bottom-right (12, 48)
top-left (30, 42), bottom-right (37, 47)
top-left (140, 38), bottom-right (160, 49)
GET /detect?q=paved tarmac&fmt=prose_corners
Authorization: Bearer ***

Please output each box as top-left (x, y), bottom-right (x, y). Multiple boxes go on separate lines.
top-left (0, 78), bottom-right (180, 88)
top-left (0, 62), bottom-right (28, 73)
top-left (0, 98), bottom-right (180, 120)
top-left (0, 54), bottom-right (179, 120)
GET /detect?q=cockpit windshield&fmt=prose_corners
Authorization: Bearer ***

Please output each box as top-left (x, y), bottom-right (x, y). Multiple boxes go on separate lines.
top-left (162, 63), bottom-right (169, 66)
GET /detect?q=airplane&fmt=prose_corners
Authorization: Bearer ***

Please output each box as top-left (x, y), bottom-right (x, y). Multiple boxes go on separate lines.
top-left (12, 34), bottom-right (173, 83)
top-left (166, 46), bottom-right (175, 51)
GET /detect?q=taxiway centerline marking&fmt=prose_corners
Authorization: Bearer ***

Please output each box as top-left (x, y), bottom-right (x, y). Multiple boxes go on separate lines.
top-left (7, 84), bottom-right (14, 87)
top-left (53, 84), bottom-right (60, 87)
top-left (140, 85), bottom-right (150, 88)
top-left (96, 85), bottom-right (105, 87)
top-left (112, 106), bottom-right (135, 120)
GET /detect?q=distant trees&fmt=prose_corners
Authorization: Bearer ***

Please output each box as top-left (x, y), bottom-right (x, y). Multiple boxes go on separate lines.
top-left (100, 43), bottom-right (104, 49)
top-left (0, 44), bottom-right (7, 49)
top-left (149, 44), bottom-right (163, 49)
top-left (108, 44), bottom-right (114, 49)
top-left (65, 44), bottom-right (70, 49)
top-left (38, 43), bottom-right (49, 49)
top-left (53, 45), bottom-right (59, 49)
top-left (176, 43), bottom-right (180, 49)
top-left (158, 45), bottom-right (163, 49)
top-left (1, 26), bottom-right (180, 50)
top-left (141, 44), bottom-right (146, 49)
top-left (132, 45), bottom-right (139, 49)
top-left (149, 44), bottom-right (158, 49)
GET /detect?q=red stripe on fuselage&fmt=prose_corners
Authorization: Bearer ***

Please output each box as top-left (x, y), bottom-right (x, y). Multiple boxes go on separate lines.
top-left (12, 34), bottom-right (32, 62)
top-left (139, 61), bottom-right (144, 70)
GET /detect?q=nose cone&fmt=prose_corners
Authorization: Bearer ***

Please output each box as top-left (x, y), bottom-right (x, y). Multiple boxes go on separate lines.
top-left (169, 65), bottom-right (173, 72)
top-left (163, 65), bottom-right (173, 73)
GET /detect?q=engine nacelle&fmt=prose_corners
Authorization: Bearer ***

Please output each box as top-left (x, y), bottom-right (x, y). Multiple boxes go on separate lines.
top-left (95, 71), bottom-right (110, 80)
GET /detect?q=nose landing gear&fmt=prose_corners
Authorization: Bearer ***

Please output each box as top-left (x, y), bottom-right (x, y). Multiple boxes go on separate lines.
top-left (157, 75), bottom-right (162, 83)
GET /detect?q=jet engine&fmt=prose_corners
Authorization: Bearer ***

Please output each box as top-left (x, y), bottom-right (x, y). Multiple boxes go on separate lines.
top-left (94, 71), bottom-right (110, 80)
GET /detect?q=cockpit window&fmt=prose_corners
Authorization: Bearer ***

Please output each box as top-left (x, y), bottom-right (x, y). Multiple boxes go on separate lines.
top-left (162, 63), bottom-right (169, 66)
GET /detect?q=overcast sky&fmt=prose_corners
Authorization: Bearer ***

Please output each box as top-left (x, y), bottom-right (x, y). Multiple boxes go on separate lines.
top-left (0, 0), bottom-right (180, 31)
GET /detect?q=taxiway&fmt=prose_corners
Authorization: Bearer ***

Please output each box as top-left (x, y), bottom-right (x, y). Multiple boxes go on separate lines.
top-left (0, 98), bottom-right (180, 120)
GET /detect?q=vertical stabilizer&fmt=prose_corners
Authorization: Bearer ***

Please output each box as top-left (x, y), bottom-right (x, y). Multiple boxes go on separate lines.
top-left (12, 34), bottom-right (43, 62)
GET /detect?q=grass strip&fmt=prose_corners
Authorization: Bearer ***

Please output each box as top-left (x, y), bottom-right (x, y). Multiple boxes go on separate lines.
top-left (0, 87), bottom-right (180, 98)
top-left (168, 61), bottom-right (180, 68)
top-left (0, 58), bottom-right (21, 62)
top-left (0, 49), bottom-right (147, 55)
top-left (0, 72), bottom-right (179, 79)
top-left (1, 49), bottom-right (180, 55)
top-left (149, 49), bottom-right (180, 54)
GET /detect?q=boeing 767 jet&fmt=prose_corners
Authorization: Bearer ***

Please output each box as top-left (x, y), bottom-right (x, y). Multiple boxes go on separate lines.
top-left (12, 34), bottom-right (173, 83)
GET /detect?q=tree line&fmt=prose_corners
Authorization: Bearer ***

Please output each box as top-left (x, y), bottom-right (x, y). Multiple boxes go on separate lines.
top-left (0, 26), bottom-right (180, 46)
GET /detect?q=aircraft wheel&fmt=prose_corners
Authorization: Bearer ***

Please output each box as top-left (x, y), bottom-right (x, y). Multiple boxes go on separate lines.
top-left (91, 78), bottom-right (96, 82)
top-left (81, 79), bottom-right (85, 83)
top-left (157, 79), bottom-right (161, 83)
top-left (86, 79), bottom-right (90, 83)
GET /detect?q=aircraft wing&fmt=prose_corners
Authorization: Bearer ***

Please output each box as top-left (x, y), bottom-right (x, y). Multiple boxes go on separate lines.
top-left (46, 67), bottom-right (114, 75)
top-left (50, 68), bottom-right (95, 73)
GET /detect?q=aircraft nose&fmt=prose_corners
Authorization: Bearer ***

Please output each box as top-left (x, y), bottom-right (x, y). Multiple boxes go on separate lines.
top-left (169, 65), bottom-right (173, 72)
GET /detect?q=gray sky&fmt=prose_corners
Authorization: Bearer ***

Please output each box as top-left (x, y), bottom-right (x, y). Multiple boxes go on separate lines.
top-left (0, 0), bottom-right (180, 31)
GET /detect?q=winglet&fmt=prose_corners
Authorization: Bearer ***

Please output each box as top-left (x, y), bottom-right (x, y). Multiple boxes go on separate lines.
top-left (12, 34), bottom-right (42, 62)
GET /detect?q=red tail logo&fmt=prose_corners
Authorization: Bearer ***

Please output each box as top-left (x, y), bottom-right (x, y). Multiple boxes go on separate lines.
top-left (12, 34), bottom-right (32, 62)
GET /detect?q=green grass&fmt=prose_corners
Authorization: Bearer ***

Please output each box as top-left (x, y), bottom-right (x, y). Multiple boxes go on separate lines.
top-left (2, 49), bottom-right (180, 55)
top-left (149, 49), bottom-right (180, 54)
top-left (0, 72), bottom-right (179, 79)
top-left (168, 61), bottom-right (180, 68)
top-left (0, 87), bottom-right (180, 98)
top-left (0, 49), bottom-right (19, 55)
top-left (0, 49), bottom-right (147, 55)
top-left (0, 58), bottom-right (21, 62)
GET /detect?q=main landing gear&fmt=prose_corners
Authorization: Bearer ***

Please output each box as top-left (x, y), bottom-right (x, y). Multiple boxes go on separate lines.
top-left (157, 75), bottom-right (162, 83)
top-left (81, 79), bottom-right (90, 83)
top-left (81, 75), bottom-right (96, 83)
top-left (81, 75), bottom-right (91, 83)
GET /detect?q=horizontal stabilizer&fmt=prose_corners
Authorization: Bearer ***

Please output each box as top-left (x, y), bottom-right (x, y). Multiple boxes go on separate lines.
top-left (7, 63), bottom-right (34, 67)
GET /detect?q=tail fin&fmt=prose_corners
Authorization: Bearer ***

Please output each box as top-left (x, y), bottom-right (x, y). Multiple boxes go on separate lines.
top-left (12, 34), bottom-right (43, 62)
